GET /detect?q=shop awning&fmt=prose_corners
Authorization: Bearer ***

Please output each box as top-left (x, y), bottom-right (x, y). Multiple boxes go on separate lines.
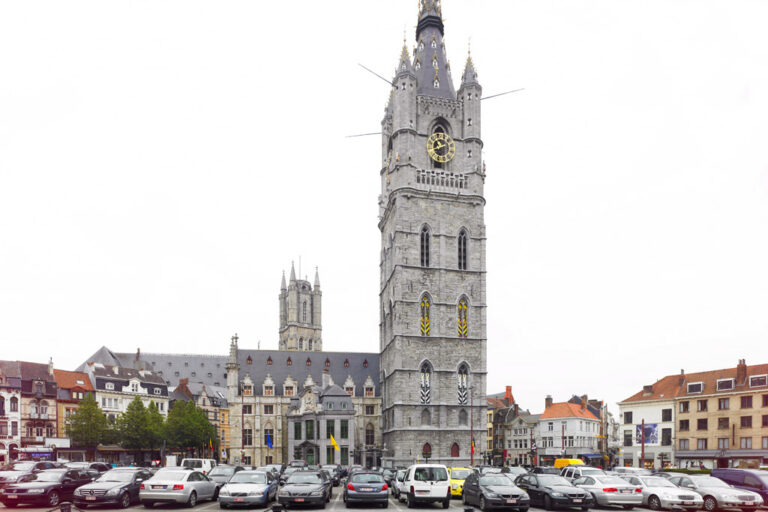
top-left (579, 453), bottom-right (602, 459)
top-left (18, 447), bottom-right (53, 453)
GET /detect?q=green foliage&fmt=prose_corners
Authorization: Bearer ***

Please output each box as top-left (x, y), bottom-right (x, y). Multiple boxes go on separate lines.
top-left (146, 401), bottom-right (165, 451)
top-left (117, 396), bottom-right (149, 451)
top-left (165, 400), bottom-right (217, 453)
top-left (66, 393), bottom-right (107, 449)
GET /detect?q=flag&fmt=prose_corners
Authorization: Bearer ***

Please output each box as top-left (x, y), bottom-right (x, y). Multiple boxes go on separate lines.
top-left (209, 439), bottom-right (213, 452)
top-left (267, 432), bottom-right (273, 449)
top-left (330, 434), bottom-right (340, 452)
top-left (471, 438), bottom-right (475, 455)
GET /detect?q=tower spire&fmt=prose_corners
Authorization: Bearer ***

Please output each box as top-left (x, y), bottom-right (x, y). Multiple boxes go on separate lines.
top-left (461, 44), bottom-right (479, 85)
top-left (290, 261), bottom-right (296, 282)
top-left (413, 0), bottom-right (454, 99)
top-left (314, 267), bottom-right (321, 289)
top-left (281, 270), bottom-right (287, 290)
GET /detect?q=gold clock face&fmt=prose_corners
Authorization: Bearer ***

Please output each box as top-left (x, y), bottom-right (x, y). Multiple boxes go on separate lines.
top-left (426, 132), bottom-right (456, 163)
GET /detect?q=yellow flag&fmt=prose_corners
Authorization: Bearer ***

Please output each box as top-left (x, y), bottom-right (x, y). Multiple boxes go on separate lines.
top-left (330, 434), bottom-right (340, 451)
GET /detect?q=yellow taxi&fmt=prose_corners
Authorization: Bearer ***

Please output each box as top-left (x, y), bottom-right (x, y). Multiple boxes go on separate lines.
top-left (447, 467), bottom-right (474, 497)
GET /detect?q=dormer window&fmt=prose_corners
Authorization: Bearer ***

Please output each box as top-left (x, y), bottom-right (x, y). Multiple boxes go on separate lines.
top-left (130, 382), bottom-right (139, 392)
top-left (264, 385), bottom-right (274, 396)
top-left (285, 386), bottom-right (294, 396)
top-left (246, 356), bottom-right (252, 365)
top-left (76, 380), bottom-right (84, 385)
top-left (687, 382), bottom-right (703, 394)
top-left (345, 387), bottom-right (354, 396)
top-left (344, 359), bottom-right (350, 368)
top-left (419, 41), bottom-right (424, 51)
top-left (243, 385), bottom-right (253, 396)
top-left (749, 375), bottom-right (767, 387)
top-left (287, 357), bottom-right (292, 366)
top-left (415, 59), bottom-right (421, 70)
top-left (327, 402), bottom-right (333, 409)
top-left (363, 359), bottom-right (369, 369)
top-left (365, 386), bottom-right (374, 397)
top-left (267, 357), bottom-right (272, 366)
top-left (306, 358), bottom-right (311, 366)
top-left (325, 358), bottom-right (330, 368)
top-left (431, 36), bottom-right (437, 49)
top-left (154, 388), bottom-right (161, 395)
top-left (105, 382), bottom-right (114, 391)
top-left (434, 79), bottom-right (440, 88)
top-left (716, 378), bottom-right (734, 391)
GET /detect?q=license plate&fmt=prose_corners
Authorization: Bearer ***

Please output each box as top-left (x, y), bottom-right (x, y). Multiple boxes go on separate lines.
top-left (295, 498), bottom-right (305, 502)
top-left (86, 497), bottom-right (97, 501)
top-left (361, 487), bottom-right (374, 492)
top-left (417, 490), bottom-right (430, 495)
top-left (506, 499), bottom-right (517, 504)
top-left (234, 498), bottom-right (244, 503)
top-left (621, 490), bottom-right (632, 494)
top-left (573, 499), bottom-right (583, 503)
top-left (152, 485), bottom-right (164, 489)
top-left (683, 502), bottom-right (694, 505)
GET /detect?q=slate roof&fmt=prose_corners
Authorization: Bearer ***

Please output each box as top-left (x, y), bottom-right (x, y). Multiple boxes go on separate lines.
top-left (620, 361), bottom-right (768, 403)
top-left (413, 1), bottom-right (456, 100)
top-left (116, 351), bottom-right (229, 389)
top-left (19, 361), bottom-right (57, 396)
top-left (540, 402), bottom-right (598, 420)
top-left (90, 363), bottom-right (167, 385)
top-left (76, 346), bottom-right (124, 372)
top-left (0, 360), bottom-right (22, 389)
top-left (237, 349), bottom-right (379, 397)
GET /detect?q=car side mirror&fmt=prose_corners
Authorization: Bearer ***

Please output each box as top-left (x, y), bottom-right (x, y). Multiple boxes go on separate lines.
top-left (279, 481), bottom-right (286, 487)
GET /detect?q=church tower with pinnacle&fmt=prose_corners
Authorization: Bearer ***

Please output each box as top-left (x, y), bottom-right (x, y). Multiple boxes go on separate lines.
top-left (379, 0), bottom-right (487, 466)
top-left (279, 262), bottom-right (323, 351)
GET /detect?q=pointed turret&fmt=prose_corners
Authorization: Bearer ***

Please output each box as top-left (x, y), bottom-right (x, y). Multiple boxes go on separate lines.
top-left (289, 261), bottom-right (296, 282)
top-left (281, 271), bottom-right (287, 291)
top-left (313, 267), bottom-right (321, 289)
top-left (396, 38), bottom-right (414, 78)
top-left (414, 0), bottom-right (455, 99)
top-left (461, 49), bottom-right (479, 86)
top-left (458, 46), bottom-right (482, 144)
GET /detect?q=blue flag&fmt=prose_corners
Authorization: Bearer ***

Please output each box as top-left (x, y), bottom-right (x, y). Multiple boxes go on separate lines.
top-left (266, 432), bottom-right (273, 449)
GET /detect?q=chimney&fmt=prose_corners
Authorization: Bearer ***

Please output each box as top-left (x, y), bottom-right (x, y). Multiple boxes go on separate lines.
top-left (545, 395), bottom-right (553, 409)
top-left (48, 357), bottom-right (54, 378)
top-left (678, 369), bottom-right (685, 385)
top-left (642, 384), bottom-right (653, 396)
top-left (321, 368), bottom-right (331, 389)
top-left (514, 403), bottom-right (519, 417)
top-left (504, 386), bottom-right (513, 405)
top-left (736, 359), bottom-right (747, 384)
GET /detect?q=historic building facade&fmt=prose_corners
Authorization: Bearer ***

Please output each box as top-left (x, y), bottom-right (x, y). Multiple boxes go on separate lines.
top-left (279, 265), bottom-right (322, 352)
top-left (0, 361), bottom-right (22, 463)
top-left (378, 0), bottom-right (488, 466)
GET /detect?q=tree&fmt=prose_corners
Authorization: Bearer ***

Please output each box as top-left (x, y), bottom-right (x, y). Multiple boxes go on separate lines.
top-left (165, 400), bottom-right (217, 456)
top-left (117, 396), bottom-right (149, 455)
top-left (145, 401), bottom-right (165, 453)
top-left (66, 393), bottom-right (107, 461)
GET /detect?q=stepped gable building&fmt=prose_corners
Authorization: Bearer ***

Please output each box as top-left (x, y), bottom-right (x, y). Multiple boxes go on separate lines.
top-left (0, 361), bottom-right (22, 463)
top-left (378, 0), bottom-right (488, 466)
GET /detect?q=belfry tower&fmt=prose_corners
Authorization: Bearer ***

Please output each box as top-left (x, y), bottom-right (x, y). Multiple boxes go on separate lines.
top-left (279, 262), bottom-right (322, 351)
top-left (378, 0), bottom-right (487, 466)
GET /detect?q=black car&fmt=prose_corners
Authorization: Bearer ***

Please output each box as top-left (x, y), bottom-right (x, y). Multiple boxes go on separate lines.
top-left (531, 467), bottom-right (562, 475)
top-left (514, 474), bottom-right (593, 511)
top-left (463, 473), bottom-right (530, 511)
top-left (73, 467), bottom-right (152, 509)
top-left (0, 468), bottom-right (93, 507)
top-left (66, 462), bottom-right (112, 474)
top-left (0, 461), bottom-right (58, 489)
top-left (320, 465), bottom-right (341, 487)
top-left (278, 470), bottom-right (332, 508)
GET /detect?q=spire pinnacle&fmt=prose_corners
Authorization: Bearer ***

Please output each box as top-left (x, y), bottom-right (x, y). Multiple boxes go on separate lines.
top-left (462, 44), bottom-right (479, 85)
top-left (314, 267), bottom-right (321, 289)
top-left (281, 270), bottom-right (287, 290)
top-left (290, 261), bottom-right (296, 282)
top-left (397, 38), bottom-right (414, 76)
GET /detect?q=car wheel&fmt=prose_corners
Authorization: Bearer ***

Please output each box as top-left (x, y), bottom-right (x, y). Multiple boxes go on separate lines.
top-left (143, 501), bottom-right (154, 508)
top-left (187, 491), bottom-right (198, 508)
top-left (383, 500), bottom-right (390, 508)
top-left (704, 497), bottom-right (718, 512)
top-left (462, 493), bottom-right (468, 505)
top-left (219, 503), bottom-right (228, 509)
top-left (544, 495), bottom-right (552, 511)
top-left (120, 492), bottom-right (132, 508)
top-left (407, 493), bottom-right (414, 509)
top-left (443, 497), bottom-right (450, 509)
top-left (48, 491), bottom-right (61, 507)
top-left (648, 495), bottom-right (661, 511)
top-left (480, 496), bottom-right (488, 512)
top-left (213, 487), bottom-right (220, 500)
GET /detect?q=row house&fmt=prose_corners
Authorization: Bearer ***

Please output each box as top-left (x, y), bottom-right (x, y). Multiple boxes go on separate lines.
top-left (19, 360), bottom-right (59, 459)
top-left (53, 369), bottom-right (95, 461)
top-left (172, 379), bottom-right (230, 459)
top-left (81, 362), bottom-right (169, 423)
top-left (486, 386), bottom-right (521, 466)
top-left (0, 361), bottom-right (22, 463)
top-left (534, 396), bottom-right (602, 466)
top-left (619, 359), bottom-right (768, 469)
top-left (505, 414), bottom-right (540, 466)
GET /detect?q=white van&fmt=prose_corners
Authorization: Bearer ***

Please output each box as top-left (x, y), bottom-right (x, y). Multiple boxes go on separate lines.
top-left (402, 464), bottom-right (451, 509)
top-left (180, 458), bottom-right (217, 475)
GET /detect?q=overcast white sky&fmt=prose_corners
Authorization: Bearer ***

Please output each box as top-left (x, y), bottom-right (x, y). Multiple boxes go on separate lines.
top-left (2, 1), bottom-right (767, 415)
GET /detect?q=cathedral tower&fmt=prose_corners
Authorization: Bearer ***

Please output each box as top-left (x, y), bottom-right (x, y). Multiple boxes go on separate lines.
top-left (279, 262), bottom-right (322, 351)
top-left (379, 0), bottom-right (487, 466)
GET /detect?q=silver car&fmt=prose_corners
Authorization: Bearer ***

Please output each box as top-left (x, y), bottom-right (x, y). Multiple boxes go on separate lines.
top-left (669, 475), bottom-right (764, 512)
top-left (622, 475), bottom-right (703, 511)
top-left (140, 469), bottom-right (218, 507)
top-left (218, 471), bottom-right (278, 508)
top-left (573, 474), bottom-right (643, 509)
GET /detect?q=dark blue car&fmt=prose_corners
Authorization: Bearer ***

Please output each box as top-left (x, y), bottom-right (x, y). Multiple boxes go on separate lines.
top-left (344, 471), bottom-right (389, 508)
top-left (711, 469), bottom-right (768, 505)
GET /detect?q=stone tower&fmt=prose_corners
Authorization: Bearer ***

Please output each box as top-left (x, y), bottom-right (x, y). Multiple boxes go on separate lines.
top-left (379, 0), bottom-right (487, 466)
top-left (279, 262), bottom-right (323, 351)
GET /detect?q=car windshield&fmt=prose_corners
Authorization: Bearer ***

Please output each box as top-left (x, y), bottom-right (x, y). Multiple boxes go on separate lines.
top-left (414, 467), bottom-right (448, 482)
top-left (582, 468), bottom-right (604, 474)
top-left (642, 477), bottom-right (675, 488)
top-left (480, 476), bottom-right (511, 486)
top-left (156, 472), bottom-right (187, 481)
top-left (210, 467), bottom-right (235, 476)
top-left (287, 473), bottom-right (322, 484)
top-left (230, 472), bottom-right (267, 484)
top-left (31, 472), bottom-right (65, 482)
top-left (451, 470), bottom-right (472, 480)
top-left (284, 467), bottom-right (299, 475)
top-left (692, 477), bottom-right (729, 488)
top-left (506, 468), bottom-right (527, 475)
top-left (6, 462), bottom-right (36, 471)
top-left (538, 475), bottom-right (571, 486)
top-left (97, 471), bottom-right (135, 483)
top-left (595, 476), bottom-right (629, 485)
top-left (351, 473), bottom-right (385, 484)
top-left (182, 460), bottom-right (203, 468)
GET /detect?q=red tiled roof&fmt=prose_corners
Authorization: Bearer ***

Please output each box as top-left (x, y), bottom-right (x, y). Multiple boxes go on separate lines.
top-left (487, 397), bottom-right (507, 409)
top-left (54, 369), bottom-right (94, 391)
top-left (620, 362), bottom-right (768, 403)
top-left (540, 402), bottom-right (598, 420)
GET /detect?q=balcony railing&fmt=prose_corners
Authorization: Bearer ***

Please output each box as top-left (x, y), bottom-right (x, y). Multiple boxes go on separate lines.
top-left (28, 412), bottom-right (49, 420)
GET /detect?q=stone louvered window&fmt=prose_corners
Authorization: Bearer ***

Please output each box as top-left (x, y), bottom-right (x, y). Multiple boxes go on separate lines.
top-left (420, 294), bottom-right (431, 336)
top-left (458, 229), bottom-right (468, 270)
top-left (457, 297), bottom-right (468, 338)
top-left (420, 226), bottom-right (430, 267)
top-left (420, 361), bottom-right (432, 404)
top-left (457, 363), bottom-right (469, 405)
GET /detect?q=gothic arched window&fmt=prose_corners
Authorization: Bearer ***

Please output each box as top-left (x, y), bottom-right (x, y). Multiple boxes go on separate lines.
top-left (458, 296), bottom-right (469, 338)
top-left (458, 229), bottom-right (468, 270)
top-left (420, 361), bottom-right (432, 404)
top-left (298, 338), bottom-right (303, 350)
top-left (420, 226), bottom-right (430, 267)
top-left (451, 442), bottom-right (460, 457)
top-left (420, 294), bottom-right (431, 336)
top-left (458, 363), bottom-right (469, 405)
top-left (421, 409), bottom-right (431, 426)
top-left (422, 443), bottom-right (432, 459)
top-left (10, 397), bottom-right (18, 412)
top-left (308, 339), bottom-right (313, 351)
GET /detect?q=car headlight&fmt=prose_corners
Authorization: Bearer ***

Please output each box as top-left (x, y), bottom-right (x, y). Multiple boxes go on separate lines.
top-left (311, 491), bottom-right (323, 497)
top-left (551, 492), bottom-right (565, 497)
top-left (521, 493), bottom-right (530, 500)
top-left (219, 487), bottom-right (230, 497)
top-left (486, 492), bottom-right (500, 498)
top-left (107, 487), bottom-right (123, 496)
top-left (279, 490), bottom-right (289, 497)
top-left (28, 489), bottom-right (46, 494)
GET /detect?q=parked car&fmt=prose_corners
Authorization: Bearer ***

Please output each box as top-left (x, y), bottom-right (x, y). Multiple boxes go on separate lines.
top-left (180, 458), bottom-right (217, 476)
top-left (711, 469), bottom-right (768, 506)
top-left (561, 466), bottom-right (606, 483)
top-left (0, 468), bottom-right (93, 508)
top-left (140, 469), bottom-right (219, 507)
top-left (572, 474), bottom-right (643, 509)
top-left (555, 460), bottom-right (586, 470)
top-left (620, 475), bottom-right (703, 511)
top-left (382, 468), bottom-right (396, 487)
top-left (392, 470), bottom-right (406, 501)
top-left (448, 467), bottom-right (473, 498)
top-left (462, 472), bottom-right (530, 511)
top-left (503, 467), bottom-right (529, 479)
top-left (278, 470), bottom-right (332, 508)
top-left (218, 470), bottom-right (278, 508)
top-left (288, 460), bottom-right (308, 468)
top-left (669, 474), bottom-right (764, 512)
top-left (281, 466), bottom-right (303, 484)
top-left (402, 464), bottom-right (451, 509)
top-left (531, 467), bottom-right (562, 475)
top-left (344, 470), bottom-right (390, 508)
top-left (73, 467), bottom-right (153, 509)
top-left (0, 461), bottom-right (58, 489)
top-left (208, 465), bottom-right (245, 486)
top-left (66, 462), bottom-right (112, 474)
top-left (321, 465), bottom-right (341, 486)
top-left (613, 468), bottom-right (652, 476)
top-left (514, 473), bottom-right (594, 510)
